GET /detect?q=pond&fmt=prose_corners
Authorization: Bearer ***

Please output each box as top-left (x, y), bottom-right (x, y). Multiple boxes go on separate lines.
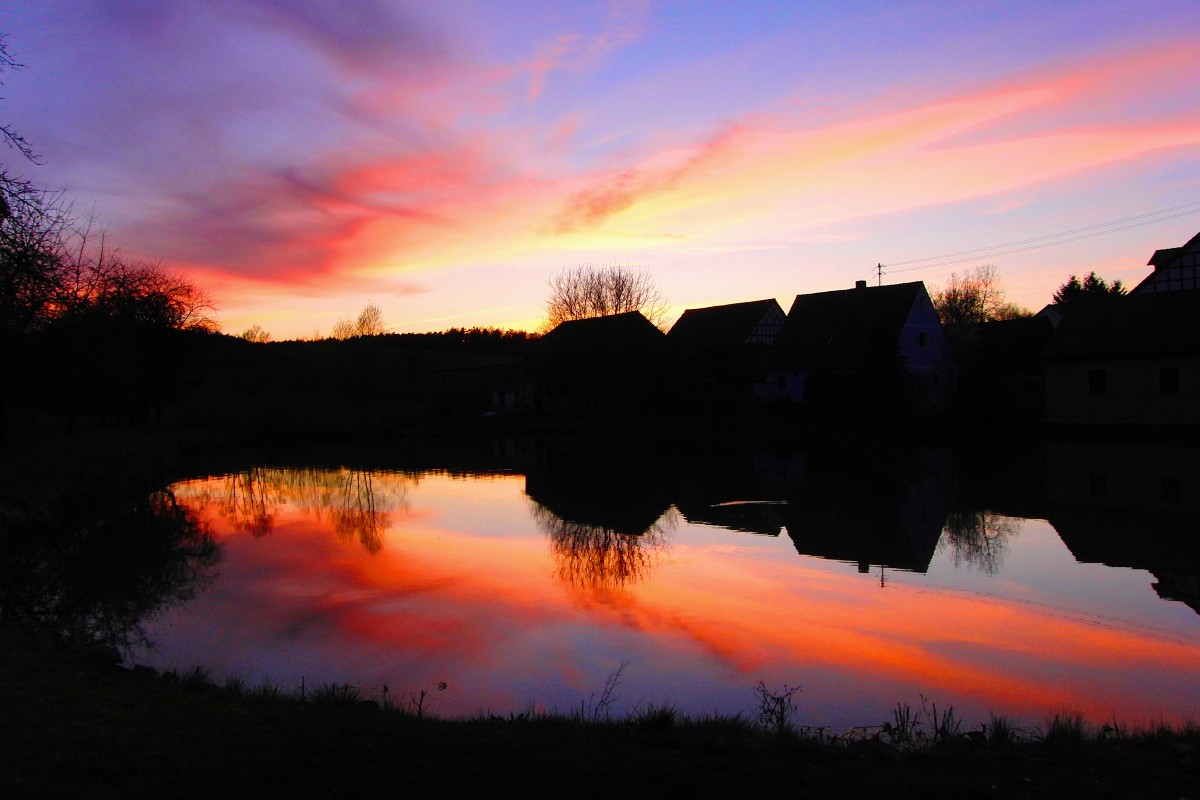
top-left (129, 438), bottom-right (1200, 731)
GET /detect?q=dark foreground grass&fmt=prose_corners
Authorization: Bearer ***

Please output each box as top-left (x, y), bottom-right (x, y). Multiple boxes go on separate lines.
top-left (2, 636), bottom-right (1197, 800)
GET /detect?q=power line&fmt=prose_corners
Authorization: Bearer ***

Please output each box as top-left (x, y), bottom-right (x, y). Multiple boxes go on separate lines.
top-left (888, 208), bottom-right (1195, 277)
top-left (883, 200), bottom-right (1200, 272)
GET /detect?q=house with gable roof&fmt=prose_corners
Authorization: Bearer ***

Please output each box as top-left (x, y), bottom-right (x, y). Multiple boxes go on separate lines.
top-left (532, 311), bottom-right (681, 413)
top-left (758, 280), bottom-right (951, 411)
top-left (1131, 229), bottom-right (1200, 294)
top-left (667, 298), bottom-right (786, 406)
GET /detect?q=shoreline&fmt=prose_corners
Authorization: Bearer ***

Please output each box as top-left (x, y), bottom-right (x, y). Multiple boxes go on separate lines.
top-left (3, 629), bottom-right (1197, 799)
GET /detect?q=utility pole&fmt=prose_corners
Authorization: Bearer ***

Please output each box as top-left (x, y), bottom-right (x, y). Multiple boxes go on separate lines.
top-left (876, 263), bottom-right (883, 286)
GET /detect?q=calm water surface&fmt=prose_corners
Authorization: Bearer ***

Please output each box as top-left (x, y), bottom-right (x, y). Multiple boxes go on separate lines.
top-left (135, 441), bottom-right (1200, 731)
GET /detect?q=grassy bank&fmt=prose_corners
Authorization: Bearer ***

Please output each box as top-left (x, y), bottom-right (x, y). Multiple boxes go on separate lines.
top-left (1, 634), bottom-right (1197, 799)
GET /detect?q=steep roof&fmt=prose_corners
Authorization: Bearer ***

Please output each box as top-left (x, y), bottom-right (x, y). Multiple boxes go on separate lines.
top-left (1041, 290), bottom-right (1200, 360)
top-left (1147, 229), bottom-right (1200, 267)
top-left (668, 299), bottom-right (784, 352)
top-left (1132, 229), bottom-right (1200, 293)
top-left (776, 282), bottom-right (925, 369)
top-left (536, 311), bottom-right (666, 353)
top-left (1148, 246), bottom-right (1183, 267)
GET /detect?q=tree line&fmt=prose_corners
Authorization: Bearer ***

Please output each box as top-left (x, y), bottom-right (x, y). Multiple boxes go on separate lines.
top-left (928, 263), bottom-right (1126, 328)
top-left (542, 261), bottom-right (1127, 334)
top-left (1, 35), bottom-right (218, 440)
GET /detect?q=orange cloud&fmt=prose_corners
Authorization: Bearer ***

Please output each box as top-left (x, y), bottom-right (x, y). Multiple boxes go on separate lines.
top-left (152, 32), bottom-right (1200, 338)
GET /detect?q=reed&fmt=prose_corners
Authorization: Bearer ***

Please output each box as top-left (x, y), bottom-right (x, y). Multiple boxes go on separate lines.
top-left (984, 713), bottom-right (1020, 748)
top-left (1041, 707), bottom-right (1088, 746)
top-left (630, 701), bottom-right (682, 731)
top-left (308, 681), bottom-right (362, 707)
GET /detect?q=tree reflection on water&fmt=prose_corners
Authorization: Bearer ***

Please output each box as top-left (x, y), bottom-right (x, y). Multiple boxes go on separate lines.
top-left (530, 500), bottom-right (675, 592)
top-left (182, 467), bottom-right (412, 554)
top-left (0, 489), bottom-right (219, 649)
top-left (938, 510), bottom-right (1021, 575)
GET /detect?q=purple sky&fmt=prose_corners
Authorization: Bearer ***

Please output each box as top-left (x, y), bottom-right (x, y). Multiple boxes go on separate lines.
top-left (4, 1), bottom-right (1199, 337)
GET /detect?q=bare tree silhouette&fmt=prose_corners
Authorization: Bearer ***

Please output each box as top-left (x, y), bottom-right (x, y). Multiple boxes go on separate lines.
top-left (544, 264), bottom-right (669, 331)
top-left (938, 510), bottom-right (1021, 575)
top-left (931, 264), bottom-right (1027, 327)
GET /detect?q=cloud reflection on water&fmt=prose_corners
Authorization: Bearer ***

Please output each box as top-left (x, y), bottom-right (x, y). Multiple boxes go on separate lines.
top-left (152, 460), bottom-right (1200, 730)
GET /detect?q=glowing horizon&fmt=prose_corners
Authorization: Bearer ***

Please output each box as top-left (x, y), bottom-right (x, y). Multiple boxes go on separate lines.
top-left (5, 2), bottom-right (1199, 339)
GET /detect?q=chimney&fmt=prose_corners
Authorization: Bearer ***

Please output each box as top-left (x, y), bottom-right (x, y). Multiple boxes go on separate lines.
top-left (855, 280), bottom-right (867, 289)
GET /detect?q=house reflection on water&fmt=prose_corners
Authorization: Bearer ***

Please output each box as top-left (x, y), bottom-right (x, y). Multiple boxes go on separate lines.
top-left (165, 437), bottom-right (1200, 615)
top-left (1043, 442), bottom-right (1200, 613)
top-left (521, 437), bottom-right (1199, 608)
top-left (525, 442), bottom-right (956, 583)
top-left (140, 436), bottom-right (1200, 729)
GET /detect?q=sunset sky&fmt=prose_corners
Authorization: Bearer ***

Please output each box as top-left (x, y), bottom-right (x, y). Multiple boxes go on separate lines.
top-left (5, 1), bottom-right (1199, 339)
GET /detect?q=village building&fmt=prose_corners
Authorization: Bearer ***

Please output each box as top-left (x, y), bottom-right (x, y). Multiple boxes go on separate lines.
top-left (757, 280), bottom-right (951, 411)
top-left (667, 298), bottom-right (786, 407)
top-left (1041, 289), bottom-right (1200, 425)
top-left (1131, 229), bottom-right (1200, 294)
top-left (531, 311), bottom-right (680, 414)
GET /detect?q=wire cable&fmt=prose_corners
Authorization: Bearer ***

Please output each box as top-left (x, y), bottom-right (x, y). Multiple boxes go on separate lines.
top-left (885, 210), bottom-right (1197, 276)
top-left (884, 200), bottom-right (1200, 269)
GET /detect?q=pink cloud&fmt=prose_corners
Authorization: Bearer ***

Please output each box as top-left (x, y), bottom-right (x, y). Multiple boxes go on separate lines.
top-left (550, 125), bottom-right (747, 233)
top-left (538, 39), bottom-right (1200, 239)
top-left (523, 0), bottom-right (650, 102)
top-left (101, 22), bottom-right (1198, 337)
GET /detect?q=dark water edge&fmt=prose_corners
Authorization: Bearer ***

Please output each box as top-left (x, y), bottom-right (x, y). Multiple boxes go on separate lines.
top-left (3, 418), bottom-right (1199, 798)
top-left (3, 629), bottom-right (1197, 800)
top-left (5, 414), bottom-right (1199, 647)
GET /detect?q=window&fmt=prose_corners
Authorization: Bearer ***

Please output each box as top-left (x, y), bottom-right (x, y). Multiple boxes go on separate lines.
top-left (1088, 369), bottom-right (1107, 395)
top-left (918, 331), bottom-right (928, 348)
top-left (1160, 366), bottom-right (1180, 393)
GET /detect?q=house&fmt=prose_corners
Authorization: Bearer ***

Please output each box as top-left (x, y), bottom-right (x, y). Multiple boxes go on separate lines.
top-left (1041, 290), bottom-right (1200, 425)
top-left (758, 280), bottom-right (951, 410)
top-left (667, 298), bottom-right (786, 405)
top-left (1131, 229), bottom-right (1200, 294)
top-left (532, 311), bottom-right (680, 413)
